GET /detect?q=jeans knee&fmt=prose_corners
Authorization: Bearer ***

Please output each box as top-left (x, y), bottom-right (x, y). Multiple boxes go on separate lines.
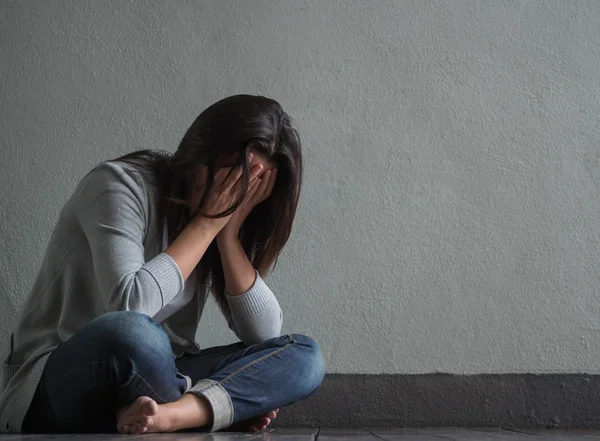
top-left (85, 311), bottom-right (172, 362)
top-left (290, 334), bottom-right (326, 396)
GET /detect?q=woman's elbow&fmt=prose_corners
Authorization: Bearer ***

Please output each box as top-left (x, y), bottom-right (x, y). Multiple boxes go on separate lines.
top-left (103, 278), bottom-right (161, 316)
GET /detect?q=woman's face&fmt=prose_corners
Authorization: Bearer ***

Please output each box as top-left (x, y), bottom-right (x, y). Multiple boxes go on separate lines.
top-left (190, 150), bottom-right (277, 210)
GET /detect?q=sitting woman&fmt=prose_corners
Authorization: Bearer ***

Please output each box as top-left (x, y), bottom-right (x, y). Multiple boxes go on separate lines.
top-left (0, 95), bottom-right (325, 434)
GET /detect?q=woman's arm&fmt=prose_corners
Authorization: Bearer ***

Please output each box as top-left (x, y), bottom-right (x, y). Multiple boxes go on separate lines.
top-left (216, 167), bottom-right (275, 297)
top-left (78, 163), bottom-right (244, 316)
top-left (216, 168), bottom-right (283, 344)
top-left (164, 218), bottom-right (222, 281)
top-left (217, 235), bottom-right (283, 345)
top-left (78, 164), bottom-right (188, 315)
top-left (216, 235), bottom-right (257, 295)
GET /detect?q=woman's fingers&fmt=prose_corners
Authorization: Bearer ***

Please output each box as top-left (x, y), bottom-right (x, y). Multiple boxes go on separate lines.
top-left (224, 166), bottom-right (262, 199)
top-left (230, 163), bottom-right (262, 192)
top-left (228, 164), bottom-right (261, 199)
top-left (252, 169), bottom-right (276, 204)
top-left (216, 161), bottom-right (263, 191)
top-left (262, 169), bottom-right (277, 201)
top-left (207, 163), bottom-right (264, 216)
top-left (222, 166), bottom-right (244, 190)
top-left (244, 177), bottom-right (262, 201)
top-left (250, 163), bottom-right (264, 180)
top-left (252, 170), bottom-right (271, 201)
top-left (213, 167), bottom-right (230, 185)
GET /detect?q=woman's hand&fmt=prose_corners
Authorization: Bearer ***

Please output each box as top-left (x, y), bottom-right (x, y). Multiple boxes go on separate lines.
top-left (218, 166), bottom-right (277, 242)
top-left (193, 164), bottom-right (263, 230)
top-left (165, 162), bottom-right (263, 282)
top-left (212, 156), bottom-right (277, 295)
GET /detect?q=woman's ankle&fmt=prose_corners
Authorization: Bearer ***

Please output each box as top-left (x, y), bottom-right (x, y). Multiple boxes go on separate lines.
top-left (160, 393), bottom-right (213, 431)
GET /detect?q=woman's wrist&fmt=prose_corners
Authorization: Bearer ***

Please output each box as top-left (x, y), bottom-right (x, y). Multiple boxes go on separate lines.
top-left (217, 226), bottom-right (240, 248)
top-left (217, 230), bottom-right (256, 296)
top-left (189, 215), bottom-right (227, 235)
top-left (165, 216), bottom-right (225, 281)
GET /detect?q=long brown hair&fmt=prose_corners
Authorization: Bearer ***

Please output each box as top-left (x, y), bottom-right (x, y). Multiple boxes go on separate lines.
top-left (113, 95), bottom-right (302, 314)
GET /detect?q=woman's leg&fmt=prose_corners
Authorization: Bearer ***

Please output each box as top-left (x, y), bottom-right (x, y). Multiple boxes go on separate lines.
top-left (22, 311), bottom-right (194, 433)
top-left (119, 334), bottom-right (325, 433)
top-left (177, 341), bottom-right (277, 432)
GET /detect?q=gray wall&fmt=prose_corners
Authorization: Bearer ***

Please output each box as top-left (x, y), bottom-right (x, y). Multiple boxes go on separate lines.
top-left (1, 0), bottom-right (600, 375)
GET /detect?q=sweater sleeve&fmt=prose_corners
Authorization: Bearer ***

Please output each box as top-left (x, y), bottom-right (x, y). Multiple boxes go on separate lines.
top-left (224, 271), bottom-right (283, 345)
top-left (77, 163), bottom-right (184, 316)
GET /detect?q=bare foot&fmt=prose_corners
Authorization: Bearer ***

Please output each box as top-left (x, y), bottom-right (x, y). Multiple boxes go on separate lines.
top-left (117, 396), bottom-right (164, 434)
top-left (118, 394), bottom-right (211, 434)
top-left (229, 409), bottom-right (279, 432)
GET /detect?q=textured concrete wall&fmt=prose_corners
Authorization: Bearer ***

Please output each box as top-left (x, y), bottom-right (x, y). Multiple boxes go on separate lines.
top-left (1, 0), bottom-right (600, 375)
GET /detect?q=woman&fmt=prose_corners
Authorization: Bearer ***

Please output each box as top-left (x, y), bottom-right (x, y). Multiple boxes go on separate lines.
top-left (0, 95), bottom-right (325, 434)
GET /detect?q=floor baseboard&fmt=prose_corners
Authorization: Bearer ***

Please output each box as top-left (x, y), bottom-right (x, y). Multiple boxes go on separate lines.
top-left (274, 373), bottom-right (600, 428)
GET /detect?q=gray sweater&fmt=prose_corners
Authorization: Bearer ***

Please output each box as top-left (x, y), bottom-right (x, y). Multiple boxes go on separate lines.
top-left (0, 161), bottom-right (283, 432)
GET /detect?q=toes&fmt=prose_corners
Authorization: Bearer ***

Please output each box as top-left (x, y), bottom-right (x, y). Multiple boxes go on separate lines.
top-left (141, 397), bottom-right (158, 416)
top-left (133, 417), bottom-right (152, 434)
top-left (250, 422), bottom-right (268, 432)
top-left (116, 397), bottom-right (158, 434)
top-left (141, 416), bottom-right (153, 433)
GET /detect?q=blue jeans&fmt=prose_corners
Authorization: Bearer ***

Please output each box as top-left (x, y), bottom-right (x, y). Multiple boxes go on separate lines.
top-left (22, 311), bottom-right (325, 433)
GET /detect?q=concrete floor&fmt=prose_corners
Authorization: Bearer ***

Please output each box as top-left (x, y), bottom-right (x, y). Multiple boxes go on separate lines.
top-left (2, 428), bottom-right (600, 441)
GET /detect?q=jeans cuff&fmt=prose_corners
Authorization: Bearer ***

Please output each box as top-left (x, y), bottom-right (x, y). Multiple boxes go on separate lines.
top-left (181, 374), bottom-right (192, 391)
top-left (187, 379), bottom-right (233, 432)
